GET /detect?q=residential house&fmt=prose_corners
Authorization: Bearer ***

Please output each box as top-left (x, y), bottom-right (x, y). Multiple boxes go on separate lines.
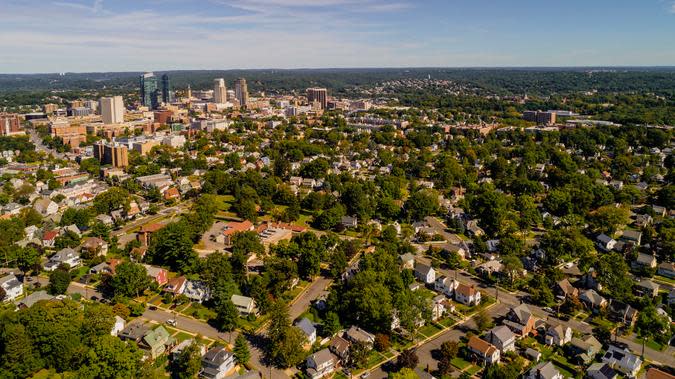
top-left (568, 335), bottom-right (602, 364)
top-left (454, 283), bottom-right (481, 306)
top-left (200, 346), bottom-right (237, 379)
top-left (143, 264), bottom-right (168, 286)
top-left (15, 290), bottom-right (54, 309)
top-left (398, 253), bottom-right (415, 270)
top-left (485, 325), bottom-right (516, 352)
top-left (340, 216), bottom-right (358, 229)
top-left (163, 276), bottom-right (187, 295)
top-left (607, 301), bottom-right (639, 327)
top-left (434, 276), bottom-right (459, 297)
top-left (42, 229), bottom-right (59, 247)
top-left (344, 326), bottom-right (375, 347)
top-left (139, 326), bottom-right (174, 359)
top-left (295, 317), bottom-right (317, 345)
top-left (596, 234), bottom-right (616, 252)
top-left (587, 363), bottom-right (618, 379)
top-left (137, 223), bottom-right (166, 246)
top-left (171, 339), bottom-right (207, 360)
top-left (622, 230), bottom-right (642, 246)
top-left (305, 348), bottom-right (338, 379)
top-left (80, 237), bottom-right (108, 256)
top-left (503, 304), bottom-right (536, 337)
top-left (545, 324), bottom-right (572, 346)
top-left (111, 315), bottom-right (126, 336)
top-left (184, 280), bottom-right (210, 303)
top-left (329, 335), bottom-right (350, 362)
top-left (554, 278), bottom-right (579, 299)
top-left (217, 220), bottom-right (254, 245)
top-left (414, 263), bottom-right (436, 284)
top-left (525, 361), bottom-right (563, 379)
top-left (602, 345), bottom-right (642, 378)
top-left (657, 262), bottom-right (675, 278)
top-left (633, 253), bottom-right (657, 269)
top-left (33, 197), bottom-right (59, 216)
top-left (231, 294), bottom-right (257, 316)
top-left (90, 261), bottom-right (113, 275)
top-left (467, 336), bottom-right (500, 365)
top-left (634, 214), bottom-right (653, 228)
top-left (44, 248), bottom-right (81, 271)
top-left (118, 322), bottom-right (151, 343)
top-left (525, 348), bottom-right (542, 362)
top-left (635, 279), bottom-right (659, 298)
top-left (431, 295), bottom-right (454, 321)
top-left (0, 274), bottom-right (23, 302)
top-left (580, 289), bottom-right (608, 313)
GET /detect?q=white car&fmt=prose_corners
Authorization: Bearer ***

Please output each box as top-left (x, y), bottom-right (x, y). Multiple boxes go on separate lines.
top-left (166, 319), bottom-right (177, 326)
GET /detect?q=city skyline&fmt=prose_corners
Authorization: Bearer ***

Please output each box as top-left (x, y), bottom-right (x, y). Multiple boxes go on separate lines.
top-left (1, 0), bottom-right (675, 73)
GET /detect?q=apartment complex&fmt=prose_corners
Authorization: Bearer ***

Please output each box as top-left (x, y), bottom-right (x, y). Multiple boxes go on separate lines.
top-left (93, 141), bottom-right (129, 167)
top-left (100, 96), bottom-right (125, 124)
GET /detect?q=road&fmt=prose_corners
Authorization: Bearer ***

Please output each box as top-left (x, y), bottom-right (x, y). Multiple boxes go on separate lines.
top-left (141, 307), bottom-right (234, 341)
top-left (616, 334), bottom-right (675, 367)
top-left (27, 127), bottom-right (66, 160)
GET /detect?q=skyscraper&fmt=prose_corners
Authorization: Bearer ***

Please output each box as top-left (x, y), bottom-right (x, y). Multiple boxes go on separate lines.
top-left (234, 78), bottom-right (249, 108)
top-left (93, 141), bottom-right (128, 167)
top-left (99, 96), bottom-right (125, 124)
top-left (140, 72), bottom-right (158, 109)
top-left (161, 74), bottom-right (174, 104)
top-left (213, 78), bottom-right (227, 104)
top-left (306, 88), bottom-right (328, 110)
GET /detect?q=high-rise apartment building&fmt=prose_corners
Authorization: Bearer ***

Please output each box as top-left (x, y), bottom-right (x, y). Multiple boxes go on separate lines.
top-left (140, 72), bottom-right (159, 109)
top-left (93, 141), bottom-right (129, 167)
top-left (234, 78), bottom-right (249, 108)
top-left (306, 88), bottom-right (328, 110)
top-left (161, 74), bottom-right (174, 104)
top-left (100, 96), bottom-right (125, 124)
top-left (213, 78), bottom-right (227, 104)
top-left (0, 113), bottom-right (22, 136)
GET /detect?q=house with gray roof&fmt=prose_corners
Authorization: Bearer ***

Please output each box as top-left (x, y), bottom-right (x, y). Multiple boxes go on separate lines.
top-left (200, 346), bottom-right (236, 379)
top-left (525, 361), bottom-right (563, 379)
top-left (44, 247), bottom-right (80, 271)
top-left (485, 325), bottom-right (516, 352)
top-left (15, 290), bottom-right (53, 309)
top-left (305, 348), bottom-right (337, 379)
top-left (295, 317), bottom-right (317, 345)
top-left (0, 273), bottom-right (23, 302)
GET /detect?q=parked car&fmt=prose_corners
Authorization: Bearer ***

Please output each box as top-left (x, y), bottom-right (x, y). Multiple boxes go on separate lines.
top-left (166, 319), bottom-right (177, 326)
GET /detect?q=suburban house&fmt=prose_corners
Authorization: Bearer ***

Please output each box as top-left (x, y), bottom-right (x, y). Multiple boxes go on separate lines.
top-left (646, 368), bottom-right (675, 379)
top-left (111, 315), bottom-right (126, 336)
top-left (80, 236), bottom-right (108, 256)
top-left (0, 273), bottom-right (23, 302)
top-left (42, 229), bottom-right (59, 248)
top-left (434, 276), bottom-right (459, 297)
top-left (568, 335), bottom-right (603, 364)
top-left (580, 289), bottom-right (608, 313)
top-left (454, 283), bottom-right (481, 306)
top-left (431, 295), bottom-right (454, 321)
top-left (467, 336), bottom-right (500, 365)
top-left (340, 216), bottom-right (358, 229)
top-left (398, 253), bottom-right (415, 270)
top-left (602, 345), bottom-right (642, 378)
top-left (171, 339), bottom-right (207, 360)
top-left (183, 280), bottom-right (211, 303)
top-left (414, 263), bottom-right (436, 284)
top-left (485, 325), bottom-right (516, 352)
top-left (118, 322), bottom-right (151, 343)
top-left (621, 230), bottom-right (642, 246)
top-left (329, 335), bottom-right (350, 362)
top-left (545, 324), bottom-right (572, 346)
top-left (633, 253), bottom-right (657, 269)
top-left (608, 301), bottom-right (639, 327)
top-left (305, 348), bottom-right (338, 379)
top-left (164, 276), bottom-right (188, 295)
top-left (139, 326), bottom-right (174, 359)
top-left (33, 197), bottom-right (59, 216)
top-left (657, 262), bottom-right (675, 278)
top-left (295, 317), bottom-right (317, 345)
top-left (344, 326), bottom-right (375, 347)
top-left (596, 234), bottom-right (617, 252)
top-left (231, 294), bottom-right (257, 316)
top-left (137, 223), bottom-right (166, 247)
top-left (525, 361), bottom-right (563, 379)
top-left (143, 264), bottom-right (168, 286)
top-left (200, 346), bottom-right (237, 379)
top-left (44, 248), bottom-right (81, 271)
top-left (635, 279), bottom-right (659, 298)
top-left (587, 363), bottom-right (618, 379)
top-left (554, 278), bottom-right (579, 299)
top-left (503, 304), bottom-right (536, 337)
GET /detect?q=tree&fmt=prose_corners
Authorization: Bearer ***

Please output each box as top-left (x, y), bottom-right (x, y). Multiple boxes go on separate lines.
top-left (323, 311), bottom-right (341, 336)
top-left (170, 341), bottom-right (202, 379)
top-left (15, 246), bottom-right (40, 273)
top-left (48, 268), bottom-right (70, 295)
top-left (397, 349), bottom-right (419, 370)
top-left (474, 309), bottom-right (493, 332)
top-left (636, 305), bottom-right (671, 344)
top-left (60, 207), bottom-right (92, 230)
top-left (374, 334), bottom-right (390, 352)
top-left (214, 300), bottom-right (238, 332)
top-left (590, 204), bottom-right (630, 234)
top-left (347, 341), bottom-right (370, 369)
top-left (93, 187), bottom-right (130, 215)
top-left (596, 252), bottom-right (634, 301)
top-left (77, 335), bottom-right (143, 379)
top-left (405, 190), bottom-right (439, 221)
top-left (147, 221), bottom-right (197, 273)
top-left (389, 368), bottom-right (418, 379)
top-left (108, 262), bottom-right (151, 298)
top-left (267, 301), bottom-right (305, 368)
top-left (439, 341), bottom-right (459, 360)
top-left (233, 334), bottom-right (251, 366)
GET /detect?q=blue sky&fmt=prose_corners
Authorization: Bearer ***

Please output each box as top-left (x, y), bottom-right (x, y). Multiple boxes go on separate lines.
top-left (1, 0), bottom-right (674, 73)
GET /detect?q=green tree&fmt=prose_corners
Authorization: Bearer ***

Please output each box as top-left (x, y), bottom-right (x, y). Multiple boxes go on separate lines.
top-left (76, 335), bottom-right (142, 379)
top-left (405, 190), bottom-right (439, 221)
top-left (397, 349), bottom-right (419, 370)
top-left (214, 300), bottom-right (238, 332)
top-left (108, 262), bottom-right (151, 298)
top-left (48, 268), bottom-right (70, 295)
top-left (267, 301), bottom-right (305, 368)
top-left (233, 334), bottom-right (251, 366)
top-left (147, 221), bottom-right (197, 273)
top-left (474, 308), bottom-right (493, 332)
top-left (170, 341), bottom-right (202, 379)
top-left (93, 187), bottom-right (130, 215)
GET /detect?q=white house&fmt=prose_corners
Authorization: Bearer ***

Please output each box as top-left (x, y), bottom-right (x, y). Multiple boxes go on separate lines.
top-left (0, 274), bottom-right (23, 302)
top-left (44, 248), bottom-right (81, 271)
top-left (526, 361), bottom-right (563, 379)
top-left (295, 317), bottom-right (317, 345)
top-left (455, 283), bottom-right (481, 306)
top-left (602, 345), bottom-right (642, 378)
top-left (306, 348), bottom-right (337, 379)
top-left (231, 294), bottom-right (257, 316)
top-left (467, 336), bottom-right (500, 365)
top-left (111, 315), bottom-right (126, 336)
top-left (434, 276), bottom-right (459, 297)
top-left (200, 346), bottom-right (236, 379)
top-left (485, 325), bottom-right (517, 352)
top-left (545, 324), bottom-right (572, 346)
top-left (414, 263), bottom-right (436, 284)
top-left (33, 197), bottom-right (59, 216)
top-left (596, 234), bottom-right (616, 252)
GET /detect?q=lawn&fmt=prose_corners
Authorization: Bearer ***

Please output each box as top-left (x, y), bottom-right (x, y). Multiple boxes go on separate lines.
top-left (365, 351), bottom-right (387, 368)
top-left (654, 275), bottom-right (675, 285)
top-left (438, 317), bottom-right (458, 328)
top-left (635, 337), bottom-right (666, 352)
top-left (419, 323), bottom-right (443, 337)
top-left (451, 357), bottom-right (471, 370)
top-left (465, 365), bottom-right (482, 375)
top-left (174, 332), bottom-right (194, 343)
top-left (183, 303), bottom-right (216, 321)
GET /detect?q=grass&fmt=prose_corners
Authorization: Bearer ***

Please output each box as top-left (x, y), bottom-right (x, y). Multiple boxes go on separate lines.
top-left (552, 360), bottom-right (576, 378)
top-left (174, 332), bottom-right (194, 343)
top-left (365, 350), bottom-right (387, 369)
top-left (30, 369), bottom-right (63, 379)
top-left (653, 275), bottom-right (675, 285)
top-left (183, 303), bottom-right (216, 321)
top-left (439, 317), bottom-right (458, 328)
top-left (465, 365), bottom-right (482, 375)
top-left (635, 337), bottom-right (666, 352)
top-left (451, 357), bottom-right (471, 370)
top-left (419, 323), bottom-right (443, 337)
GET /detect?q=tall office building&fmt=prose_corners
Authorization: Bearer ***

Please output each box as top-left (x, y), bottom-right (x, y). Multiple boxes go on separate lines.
top-left (140, 72), bottom-right (159, 109)
top-left (523, 110), bottom-right (556, 125)
top-left (93, 141), bottom-right (129, 167)
top-left (213, 78), bottom-right (227, 104)
top-left (234, 78), bottom-right (249, 108)
top-left (161, 74), bottom-right (174, 104)
top-left (99, 96), bottom-right (125, 124)
top-left (0, 113), bottom-right (22, 136)
top-left (306, 88), bottom-right (328, 110)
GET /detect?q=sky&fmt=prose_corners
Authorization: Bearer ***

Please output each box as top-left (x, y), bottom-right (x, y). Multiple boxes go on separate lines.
top-left (1, 0), bottom-right (675, 73)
